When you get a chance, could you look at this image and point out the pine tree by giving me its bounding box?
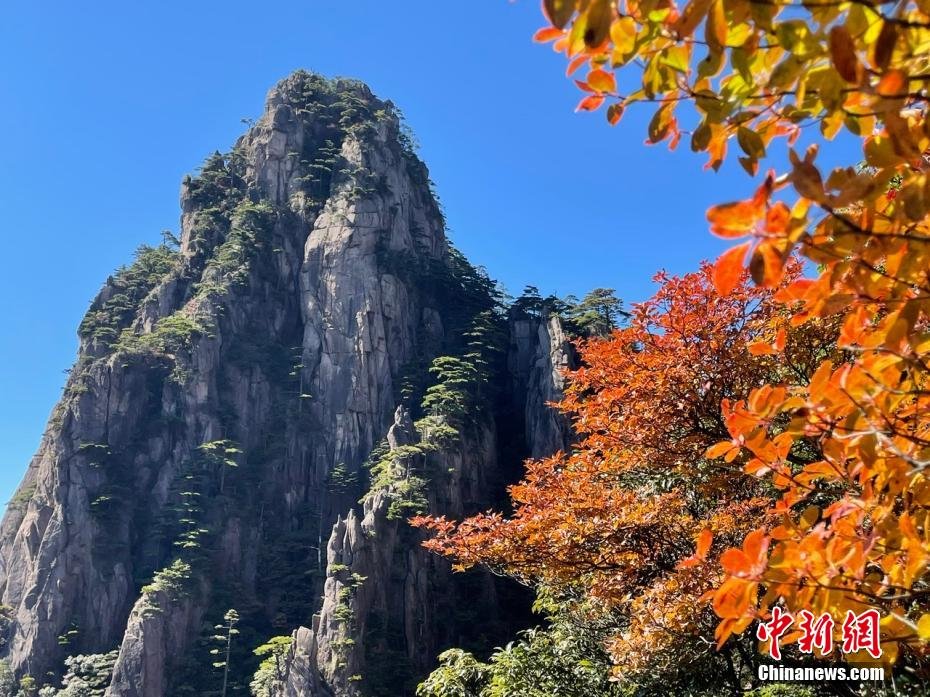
[211,609,240,697]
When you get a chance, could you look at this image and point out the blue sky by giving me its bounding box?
[0,1,859,506]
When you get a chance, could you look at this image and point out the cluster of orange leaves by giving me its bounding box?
[415,264,842,678]
[529,0,930,670]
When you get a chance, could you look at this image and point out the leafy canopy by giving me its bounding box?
[422,0,930,683]
[537,0,930,669]
[416,265,842,691]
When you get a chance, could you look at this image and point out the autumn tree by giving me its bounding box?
[530,0,930,670]
[416,264,841,692]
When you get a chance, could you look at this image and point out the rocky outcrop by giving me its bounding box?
[106,581,204,697]
[275,407,510,696]
[509,313,576,458]
[0,72,574,696]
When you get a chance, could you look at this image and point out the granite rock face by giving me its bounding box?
[0,72,573,696]
[509,313,576,458]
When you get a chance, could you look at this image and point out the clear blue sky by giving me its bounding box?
[0,1,858,506]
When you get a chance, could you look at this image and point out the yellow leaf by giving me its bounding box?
[917,613,930,640]
[706,0,727,50]
[610,16,637,56]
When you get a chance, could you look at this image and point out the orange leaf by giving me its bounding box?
[533,26,565,43]
[712,242,751,295]
[696,528,713,558]
[774,327,786,351]
[742,529,768,564]
[673,0,714,38]
[707,199,763,238]
[720,548,751,575]
[749,241,784,287]
[774,278,814,304]
[748,341,777,356]
[706,0,727,50]
[587,68,617,93]
[707,441,738,459]
[877,69,907,97]
[575,94,606,112]
[566,54,588,76]
[764,201,790,234]
[678,528,713,569]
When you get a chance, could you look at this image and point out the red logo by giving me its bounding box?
[756,606,794,660]
[841,609,882,659]
[797,610,834,656]
[756,607,882,660]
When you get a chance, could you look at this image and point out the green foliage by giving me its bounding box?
[511,286,625,338]
[13,676,37,697]
[744,687,817,697]
[56,624,79,648]
[146,440,240,581]
[419,593,622,697]
[325,462,359,495]
[365,441,436,521]
[562,288,625,338]
[168,474,211,561]
[185,152,245,211]
[140,559,193,615]
[328,572,368,657]
[248,636,292,697]
[39,651,119,696]
[78,244,180,350]
[372,309,506,519]
[363,241,510,521]
[0,661,14,697]
[197,440,242,495]
[0,607,13,653]
[509,285,566,320]
[418,621,622,697]
[6,485,36,511]
[195,201,276,298]
[210,609,240,697]
[114,311,204,357]
[416,649,489,697]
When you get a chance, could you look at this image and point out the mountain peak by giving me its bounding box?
[0,73,569,697]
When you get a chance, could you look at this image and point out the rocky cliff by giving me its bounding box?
[0,72,573,696]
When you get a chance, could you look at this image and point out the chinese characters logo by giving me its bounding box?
[756,608,882,660]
